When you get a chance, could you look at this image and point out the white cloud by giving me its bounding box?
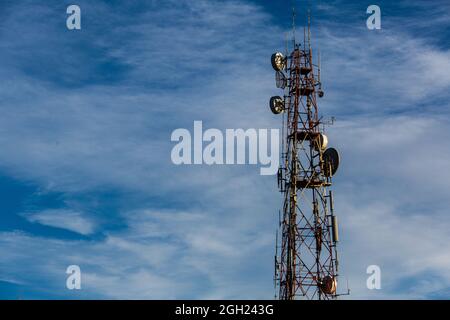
[328,114,450,298]
[337,200,450,299]
[315,28,450,116]
[23,209,96,235]
[0,207,274,299]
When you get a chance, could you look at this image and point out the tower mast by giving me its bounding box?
[270,4,343,300]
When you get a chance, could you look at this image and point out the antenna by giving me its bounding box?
[318,49,321,83]
[292,2,296,44]
[285,32,288,57]
[307,9,312,51]
[318,49,324,97]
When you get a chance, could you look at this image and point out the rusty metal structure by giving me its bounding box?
[271,9,346,300]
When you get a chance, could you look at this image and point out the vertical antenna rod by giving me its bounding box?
[292,2,296,44]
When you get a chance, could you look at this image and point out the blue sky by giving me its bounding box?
[0,0,449,299]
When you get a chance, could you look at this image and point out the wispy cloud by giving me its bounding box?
[0,0,280,299]
[0,207,273,299]
[22,209,96,235]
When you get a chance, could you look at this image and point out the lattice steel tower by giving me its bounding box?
[271,9,345,300]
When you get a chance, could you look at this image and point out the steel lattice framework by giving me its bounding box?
[272,19,343,300]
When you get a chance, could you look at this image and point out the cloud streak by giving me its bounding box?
[23,209,96,235]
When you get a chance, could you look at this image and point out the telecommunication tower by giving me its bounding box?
[271,8,347,300]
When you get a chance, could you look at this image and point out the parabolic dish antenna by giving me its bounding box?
[323,147,340,177]
[314,133,328,151]
[269,96,284,114]
[320,276,337,295]
[271,52,286,71]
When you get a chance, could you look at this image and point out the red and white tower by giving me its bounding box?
[271,10,345,300]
